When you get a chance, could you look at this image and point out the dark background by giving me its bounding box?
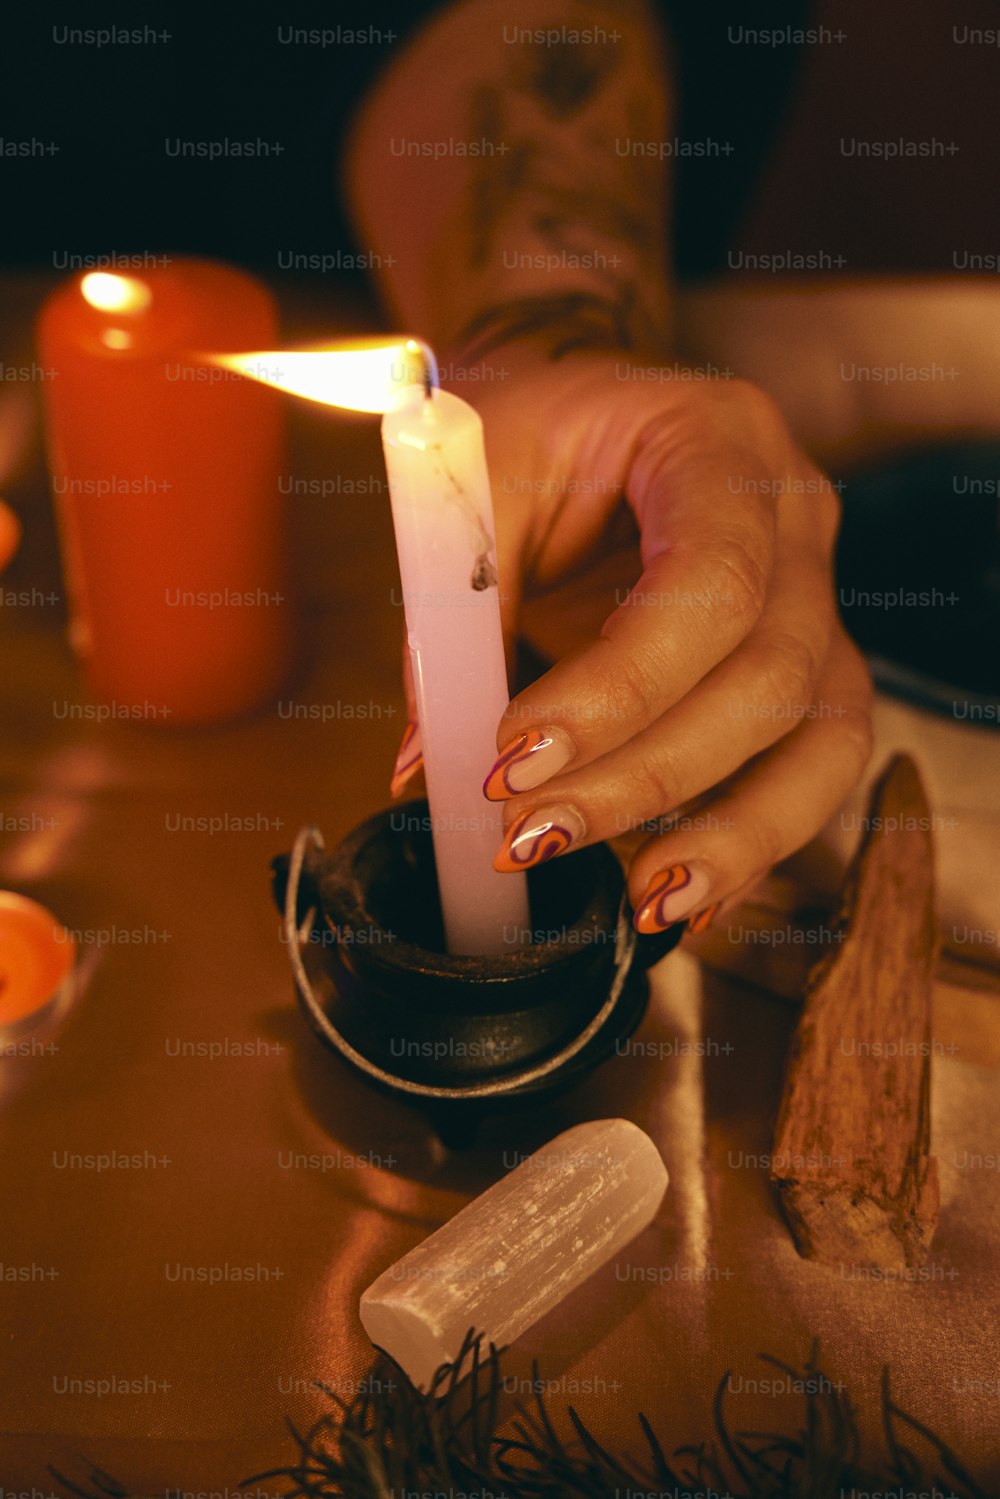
[1,2,811,277]
[2,0,1000,279]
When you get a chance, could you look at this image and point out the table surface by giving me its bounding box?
[1,273,998,1494]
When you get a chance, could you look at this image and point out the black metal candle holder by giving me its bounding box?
[271,800,683,1145]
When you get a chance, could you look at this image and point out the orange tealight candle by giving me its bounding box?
[0,499,20,571]
[0,892,75,1033]
[37,260,292,725]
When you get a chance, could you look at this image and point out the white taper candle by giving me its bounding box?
[381,385,530,955]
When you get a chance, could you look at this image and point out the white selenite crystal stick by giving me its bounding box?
[359,1118,668,1390]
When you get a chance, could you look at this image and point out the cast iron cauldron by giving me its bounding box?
[272,800,683,1145]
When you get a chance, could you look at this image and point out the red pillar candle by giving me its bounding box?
[37,261,292,725]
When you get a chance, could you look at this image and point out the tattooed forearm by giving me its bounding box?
[455,288,643,362]
[345,0,674,358]
[459,53,668,358]
[465,83,661,265]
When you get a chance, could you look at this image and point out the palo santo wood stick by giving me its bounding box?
[770,754,940,1270]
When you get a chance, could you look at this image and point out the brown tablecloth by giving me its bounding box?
[1,274,998,1493]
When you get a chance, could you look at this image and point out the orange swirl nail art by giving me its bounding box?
[483,731,530,800]
[483,726,575,800]
[389,720,423,799]
[687,902,721,936]
[493,804,585,872]
[633,862,711,934]
[633,866,691,933]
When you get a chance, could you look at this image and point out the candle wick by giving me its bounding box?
[406,338,439,400]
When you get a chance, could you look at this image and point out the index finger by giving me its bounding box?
[484,422,778,796]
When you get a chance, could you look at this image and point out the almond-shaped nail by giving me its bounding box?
[493,804,586,873]
[687,901,721,936]
[389,720,423,799]
[633,864,712,934]
[483,726,576,800]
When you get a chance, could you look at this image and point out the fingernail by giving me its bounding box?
[493,804,586,873]
[483,726,576,800]
[687,901,721,936]
[633,864,712,934]
[390,720,423,799]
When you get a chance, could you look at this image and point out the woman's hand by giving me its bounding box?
[346,0,871,932]
[459,346,873,934]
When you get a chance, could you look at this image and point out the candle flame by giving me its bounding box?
[209,338,438,414]
[80,273,152,315]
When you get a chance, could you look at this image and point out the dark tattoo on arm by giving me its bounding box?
[515,37,617,120]
[458,15,671,363]
[468,86,538,270]
[457,289,641,361]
